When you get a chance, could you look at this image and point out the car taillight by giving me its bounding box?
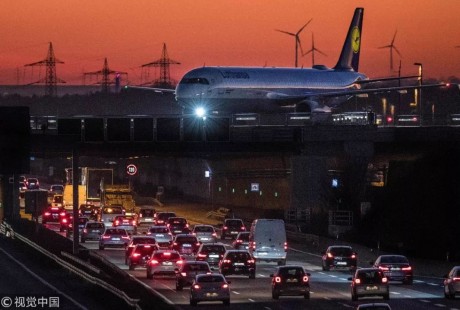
[379,266,390,271]
[193,284,200,289]
[453,277,460,282]
[131,221,136,226]
[139,214,143,218]
[185,224,189,228]
[173,242,178,246]
[247,259,255,264]
[132,253,141,258]
[62,218,68,224]
[122,236,130,240]
[149,259,159,265]
[102,235,110,239]
[402,266,412,271]
[222,283,229,289]
[382,277,388,283]
[181,272,187,277]
[192,232,196,236]
[241,226,245,230]
[212,233,217,237]
[167,224,170,227]
[275,276,281,283]
[83,229,87,233]
[114,220,120,226]
[284,242,288,251]
[223,259,231,264]
[176,260,184,265]
[59,212,66,217]
[44,212,51,216]
[147,232,152,235]
[302,275,309,282]
[223,226,228,230]
[197,253,207,258]
[354,278,361,284]
[327,253,333,258]
[195,243,200,247]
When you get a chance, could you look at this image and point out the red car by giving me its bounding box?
[42,206,66,224]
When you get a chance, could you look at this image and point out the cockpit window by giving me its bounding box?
[181,78,209,85]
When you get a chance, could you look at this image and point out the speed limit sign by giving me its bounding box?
[126,164,137,176]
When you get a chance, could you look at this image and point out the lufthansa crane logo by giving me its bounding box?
[351,26,360,53]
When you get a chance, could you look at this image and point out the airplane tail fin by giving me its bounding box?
[333,7,364,72]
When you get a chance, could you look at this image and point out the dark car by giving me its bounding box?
[190,274,230,306]
[154,212,176,226]
[270,265,310,299]
[112,215,137,235]
[26,177,40,190]
[349,268,389,301]
[125,235,158,264]
[196,243,227,266]
[79,204,98,220]
[81,221,105,242]
[42,206,66,224]
[322,245,357,271]
[171,234,201,256]
[166,217,190,235]
[65,216,89,238]
[232,231,250,250]
[219,250,256,279]
[444,266,460,299]
[175,261,211,291]
[127,244,158,270]
[99,228,130,250]
[372,255,413,284]
[221,218,246,240]
[59,211,73,232]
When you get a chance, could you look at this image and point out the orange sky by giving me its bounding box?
[0,0,459,85]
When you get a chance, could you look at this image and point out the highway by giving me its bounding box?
[40,218,460,310]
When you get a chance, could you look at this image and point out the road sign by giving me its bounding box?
[126,164,137,176]
[251,183,259,192]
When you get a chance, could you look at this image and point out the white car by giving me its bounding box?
[192,224,217,243]
[147,225,173,249]
[146,250,184,279]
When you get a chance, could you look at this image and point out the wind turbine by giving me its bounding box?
[378,30,401,73]
[275,18,312,68]
[302,32,327,66]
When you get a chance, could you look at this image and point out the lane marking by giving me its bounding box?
[248,298,255,302]
[232,291,240,295]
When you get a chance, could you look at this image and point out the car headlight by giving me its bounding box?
[195,107,206,118]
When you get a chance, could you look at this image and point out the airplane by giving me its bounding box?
[129,8,454,120]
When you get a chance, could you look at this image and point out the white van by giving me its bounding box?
[248,219,287,265]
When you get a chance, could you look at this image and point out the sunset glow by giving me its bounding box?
[0,0,459,85]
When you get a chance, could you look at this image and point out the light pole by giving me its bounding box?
[414,63,423,126]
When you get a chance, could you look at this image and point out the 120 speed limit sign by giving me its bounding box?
[126,164,137,176]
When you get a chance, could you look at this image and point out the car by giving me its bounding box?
[232,231,250,250]
[166,217,190,235]
[221,218,246,240]
[192,224,217,243]
[99,205,125,226]
[25,177,40,189]
[49,184,64,195]
[147,225,173,249]
[125,235,158,264]
[112,215,137,235]
[59,211,73,232]
[219,249,256,279]
[171,234,201,256]
[41,206,66,224]
[137,206,156,225]
[78,203,98,220]
[321,245,358,271]
[154,211,176,226]
[196,243,226,267]
[372,255,413,284]
[190,273,231,306]
[81,221,105,243]
[127,244,158,270]
[249,218,287,265]
[65,216,90,238]
[19,181,27,192]
[175,261,212,291]
[99,228,130,250]
[356,303,392,310]
[146,250,184,279]
[270,265,311,299]
[51,194,64,208]
[349,268,389,301]
[444,266,460,298]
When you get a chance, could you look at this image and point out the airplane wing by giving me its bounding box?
[355,75,420,84]
[124,85,176,94]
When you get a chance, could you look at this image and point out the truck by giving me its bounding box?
[100,184,136,215]
[63,167,114,209]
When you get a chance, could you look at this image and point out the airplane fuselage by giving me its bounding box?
[175,66,368,114]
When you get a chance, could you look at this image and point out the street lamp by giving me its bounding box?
[414,62,423,126]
